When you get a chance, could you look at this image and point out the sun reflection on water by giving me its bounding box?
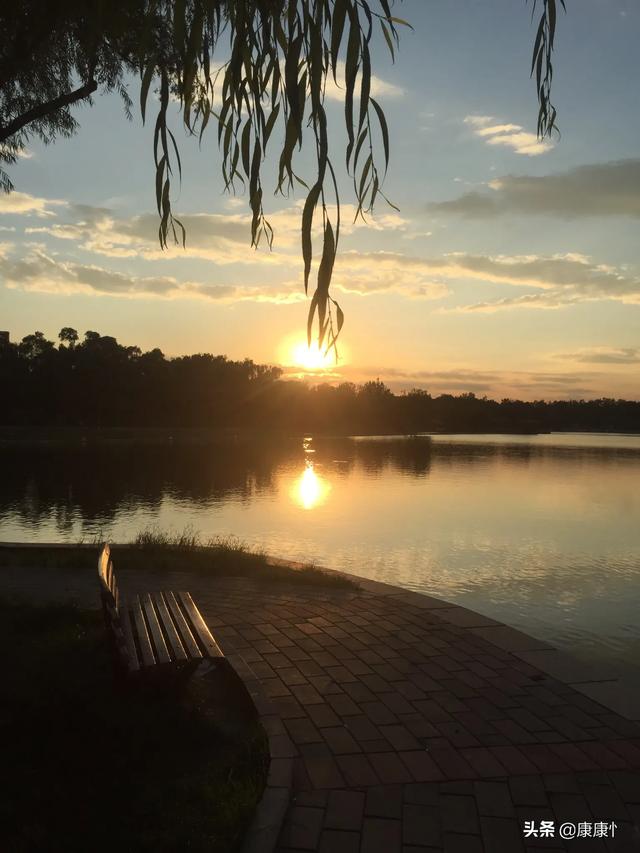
[293,438,331,509]
[294,463,331,510]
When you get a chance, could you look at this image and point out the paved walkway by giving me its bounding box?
[2,563,640,851]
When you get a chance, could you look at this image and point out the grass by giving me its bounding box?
[0,598,269,853]
[0,526,357,588]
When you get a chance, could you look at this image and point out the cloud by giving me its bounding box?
[430,159,640,219]
[325,61,404,101]
[0,248,303,304]
[326,363,602,400]
[24,200,408,265]
[556,347,640,365]
[464,115,554,157]
[0,191,65,217]
[334,251,449,299]
[335,250,640,310]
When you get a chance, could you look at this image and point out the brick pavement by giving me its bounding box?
[177,576,640,853]
[3,563,640,851]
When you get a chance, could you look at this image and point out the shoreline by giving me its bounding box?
[2,540,638,725]
[6,426,640,447]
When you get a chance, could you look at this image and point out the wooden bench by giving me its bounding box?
[98,543,224,674]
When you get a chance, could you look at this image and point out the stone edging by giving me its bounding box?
[224,648,293,853]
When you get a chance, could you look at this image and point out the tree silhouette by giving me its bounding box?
[0,1,564,350]
[2,328,638,434]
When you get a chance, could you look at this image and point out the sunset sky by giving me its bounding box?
[1,0,639,400]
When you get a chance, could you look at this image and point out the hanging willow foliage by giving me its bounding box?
[528,0,565,139]
[1,1,566,353]
[140,0,411,357]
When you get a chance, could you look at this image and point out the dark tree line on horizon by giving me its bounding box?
[1,329,638,434]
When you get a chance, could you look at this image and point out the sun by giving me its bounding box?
[290,340,335,371]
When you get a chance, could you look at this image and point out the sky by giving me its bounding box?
[1,0,639,401]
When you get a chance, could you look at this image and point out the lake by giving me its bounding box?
[2,431,639,678]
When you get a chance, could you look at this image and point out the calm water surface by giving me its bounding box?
[2,432,639,678]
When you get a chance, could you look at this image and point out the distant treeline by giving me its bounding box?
[1,329,639,434]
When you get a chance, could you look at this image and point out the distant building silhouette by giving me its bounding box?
[0,331,10,347]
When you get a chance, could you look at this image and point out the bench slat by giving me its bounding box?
[178,592,224,658]
[154,593,188,661]
[142,593,171,664]
[120,606,141,672]
[132,596,156,667]
[165,592,202,659]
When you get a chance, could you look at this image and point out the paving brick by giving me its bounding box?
[342,657,374,677]
[404,782,440,806]
[542,774,581,793]
[580,783,631,822]
[580,742,628,770]
[379,724,423,752]
[608,740,640,768]
[490,746,538,775]
[442,833,484,853]
[318,829,360,853]
[325,790,365,831]
[361,673,392,693]
[520,745,571,774]
[547,791,593,821]
[361,701,399,726]
[307,702,342,729]
[454,711,499,736]
[430,747,477,780]
[272,695,307,719]
[343,681,378,703]
[296,659,324,677]
[510,775,550,807]
[262,677,293,698]
[361,818,402,853]
[460,747,508,778]
[285,716,323,745]
[381,692,418,715]
[474,780,516,817]
[308,675,342,696]
[369,751,415,784]
[493,718,539,744]
[279,805,324,850]
[402,804,442,847]
[399,714,441,739]
[548,742,599,772]
[413,699,455,723]
[292,789,328,807]
[480,815,526,852]
[304,755,345,789]
[323,726,362,755]
[337,754,381,786]
[400,750,446,782]
[440,794,480,834]
[366,785,404,819]
[291,683,324,705]
[436,721,482,749]
[327,693,362,717]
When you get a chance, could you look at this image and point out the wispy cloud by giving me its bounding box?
[21,199,408,265]
[325,363,600,400]
[325,60,404,101]
[430,159,640,219]
[0,191,65,217]
[336,250,640,310]
[0,249,303,304]
[464,115,554,157]
[556,347,640,365]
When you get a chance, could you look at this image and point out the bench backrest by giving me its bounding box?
[98,543,119,612]
[98,544,130,666]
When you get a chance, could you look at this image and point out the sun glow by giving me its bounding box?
[291,341,335,371]
[293,463,331,510]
